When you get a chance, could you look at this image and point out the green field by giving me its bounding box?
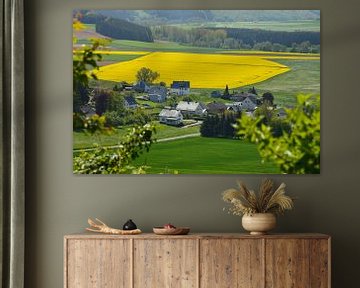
[99,54,143,62]
[132,137,279,174]
[73,123,200,150]
[242,59,320,107]
[109,39,223,53]
[171,20,320,32]
[76,38,223,53]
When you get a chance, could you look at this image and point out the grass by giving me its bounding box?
[242,59,320,107]
[132,136,280,174]
[99,54,143,62]
[171,20,320,32]
[73,123,200,150]
[109,39,223,53]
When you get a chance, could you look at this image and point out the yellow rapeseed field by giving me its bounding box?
[95,51,291,89]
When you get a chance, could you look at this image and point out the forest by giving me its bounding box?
[96,18,153,42]
[151,26,320,52]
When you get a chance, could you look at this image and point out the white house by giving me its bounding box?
[227,96,258,112]
[148,86,167,103]
[159,109,183,126]
[176,101,207,116]
[170,81,190,96]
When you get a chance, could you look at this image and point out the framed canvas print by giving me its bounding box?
[72,10,320,175]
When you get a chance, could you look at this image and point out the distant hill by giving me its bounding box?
[91,10,320,25]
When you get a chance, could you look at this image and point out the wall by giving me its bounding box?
[25,0,360,287]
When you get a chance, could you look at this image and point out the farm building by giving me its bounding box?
[122,84,133,91]
[206,102,228,114]
[211,90,222,98]
[133,80,150,93]
[170,81,190,96]
[124,95,138,109]
[230,92,258,102]
[176,101,207,116]
[241,96,259,110]
[148,86,167,103]
[159,109,183,126]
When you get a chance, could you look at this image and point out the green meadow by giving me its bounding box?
[133,137,280,174]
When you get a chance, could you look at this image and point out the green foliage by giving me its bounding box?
[83,114,113,136]
[262,92,274,105]
[73,124,156,174]
[73,41,102,114]
[253,102,291,138]
[96,17,154,42]
[200,111,240,138]
[151,25,319,52]
[103,111,124,127]
[94,89,111,115]
[235,94,320,174]
[136,67,160,84]
[73,41,102,89]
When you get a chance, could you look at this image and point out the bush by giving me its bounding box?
[235,94,320,174]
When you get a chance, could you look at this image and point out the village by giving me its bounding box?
[80,79,287,131]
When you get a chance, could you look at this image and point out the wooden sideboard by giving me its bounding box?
[64,233,330,288]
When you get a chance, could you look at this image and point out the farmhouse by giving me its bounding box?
[148,86,167,103]
[123,84,133,91]
[124,95,138,109]
[230,92,258,102]
[170,81,190,95]
[242,96,259,110]
[176,101,207,116]
[159,109,183,126]
[133,80,150,93]
[206,102,227,114]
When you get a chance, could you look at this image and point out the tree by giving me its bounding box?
[94,89,111,115]
[262,92,274,106]
[248,86,257,95]
[254,101,290,137]
[73,124,156,174]
[222,84,230,100]
[136,67,160,84]
[200,111,240,138]
[235,94,320,174]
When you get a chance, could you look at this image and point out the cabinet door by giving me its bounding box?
[200,239,264,288]
[266,239,310,288]
[134,239,198,288]
[309,239,330,288]
[66,239,131,288]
